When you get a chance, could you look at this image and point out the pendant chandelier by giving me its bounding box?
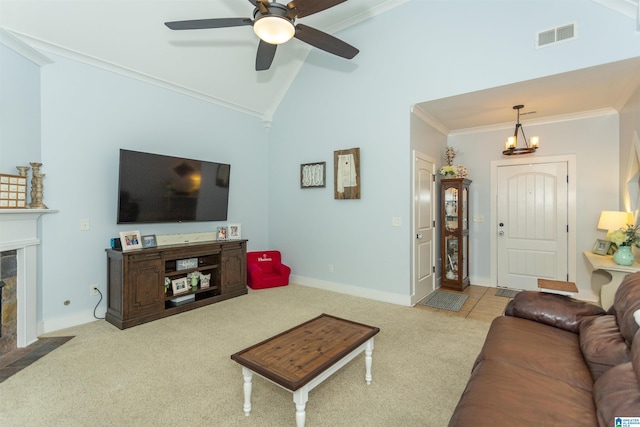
[502,105,540,156]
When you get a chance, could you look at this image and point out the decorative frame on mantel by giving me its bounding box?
[334,147,360,199]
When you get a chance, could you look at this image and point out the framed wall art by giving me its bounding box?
[119,230,142,252]
[300,162,326,188]
[334,147,360,199]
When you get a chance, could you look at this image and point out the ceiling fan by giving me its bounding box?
[165,0,359,71]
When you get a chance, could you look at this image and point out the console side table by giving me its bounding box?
[583,251,640,310]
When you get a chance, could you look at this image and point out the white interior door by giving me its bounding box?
[497,162,568,290]
[412,152,435,304]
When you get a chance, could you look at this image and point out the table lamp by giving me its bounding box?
[597,211,631,236]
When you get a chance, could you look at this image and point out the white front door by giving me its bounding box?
[412,152,436,305]
[497,161,568,290]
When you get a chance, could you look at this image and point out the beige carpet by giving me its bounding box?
[0,284,490,426]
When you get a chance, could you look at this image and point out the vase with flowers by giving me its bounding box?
[438,146,469,178]
[609,223,640,266]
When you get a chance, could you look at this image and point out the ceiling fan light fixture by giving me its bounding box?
[253,15,295,45]
[502,104,540,156]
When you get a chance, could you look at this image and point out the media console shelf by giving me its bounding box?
[105,240,247,329]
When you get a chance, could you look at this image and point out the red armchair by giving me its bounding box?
[246,251,291,289]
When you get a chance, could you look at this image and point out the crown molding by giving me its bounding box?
[0,28,52,66]
[410,105,451,136]
[449,108,619,136]
[4,29,268,121]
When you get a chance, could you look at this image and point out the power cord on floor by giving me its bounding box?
[93,288,105,320]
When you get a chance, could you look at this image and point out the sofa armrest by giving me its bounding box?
[275,263,291,277]
[247,264,263,280]
[505,291,606,333]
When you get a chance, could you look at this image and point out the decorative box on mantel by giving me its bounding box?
[0,208,57,347]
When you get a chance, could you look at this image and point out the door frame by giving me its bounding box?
[411,150,437,305]
[490,154,577,286]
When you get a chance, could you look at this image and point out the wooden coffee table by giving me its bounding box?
[230,313,380,427]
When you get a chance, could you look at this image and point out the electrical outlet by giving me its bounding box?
[90,284,99,296]
[328,264,334,273]
[80,219,90,231]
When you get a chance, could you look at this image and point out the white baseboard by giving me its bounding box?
[290,275,412,306]
[39,308,107,336]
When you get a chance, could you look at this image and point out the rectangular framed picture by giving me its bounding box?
[300,162,326,188]
[142,234,157,248]
[217,226,228,241]
[592,239,612,255]
[334,147,360,199]
[228,224,241,240]
[172,277,189,295]
[199,272,211,289]
[119,230,142,252]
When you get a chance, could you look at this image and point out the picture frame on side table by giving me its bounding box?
[119,230,142,252]
[217,226,228,241]
[592,239,612,256]
[228,224,241,240]
[300,162,326,188]
[142,234,157,248]
[172,277,189,295]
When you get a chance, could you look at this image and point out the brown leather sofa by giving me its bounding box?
[448,272,640,426]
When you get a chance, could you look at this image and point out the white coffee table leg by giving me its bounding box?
[242,367,253,416]
[293,387,309,427]
[365,338,374,384]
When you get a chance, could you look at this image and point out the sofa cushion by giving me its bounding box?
[505,291,605,333]
[613,272,640,344]
[593,362,640,427]
[579,315,630,381]
[448,359,597,427]
[474,316,594,391]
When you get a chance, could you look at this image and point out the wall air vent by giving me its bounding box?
[536,22,576,48]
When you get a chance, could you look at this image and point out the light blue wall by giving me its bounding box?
[3,0,640,332]
[0,43,42,173]
[268,0,640,302]
[37,54,270,331]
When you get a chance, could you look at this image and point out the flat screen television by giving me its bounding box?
[117,149,230,224]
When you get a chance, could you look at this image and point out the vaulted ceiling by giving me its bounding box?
[1,0,639,130]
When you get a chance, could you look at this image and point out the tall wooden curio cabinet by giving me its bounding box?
[440,178,471,291]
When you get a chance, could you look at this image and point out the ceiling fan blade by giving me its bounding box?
[294,23,359,59]
[165,18,252,30]
[287,0,347,18]
[256,40,277,71]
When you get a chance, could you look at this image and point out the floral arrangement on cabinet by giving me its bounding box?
[439,146,468,178]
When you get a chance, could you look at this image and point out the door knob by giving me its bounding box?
[499,222,504,227]
[416,234,423,239]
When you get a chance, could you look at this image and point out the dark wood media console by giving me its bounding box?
[105,240,247,329]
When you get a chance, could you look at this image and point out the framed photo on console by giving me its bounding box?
[217,226,228,241]
[228,224,241,240]
[119,230,142,252]
[142,234,157,248]
[171,277,189,295]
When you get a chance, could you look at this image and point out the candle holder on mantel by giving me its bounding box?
[16,166,30,177]
[28,162,47,209]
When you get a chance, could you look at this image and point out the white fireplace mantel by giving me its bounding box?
[0,208,57,347]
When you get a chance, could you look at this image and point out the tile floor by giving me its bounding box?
[0,336,73,383]
[416,285,513,322]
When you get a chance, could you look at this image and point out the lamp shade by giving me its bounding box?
[597,211,631,231]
